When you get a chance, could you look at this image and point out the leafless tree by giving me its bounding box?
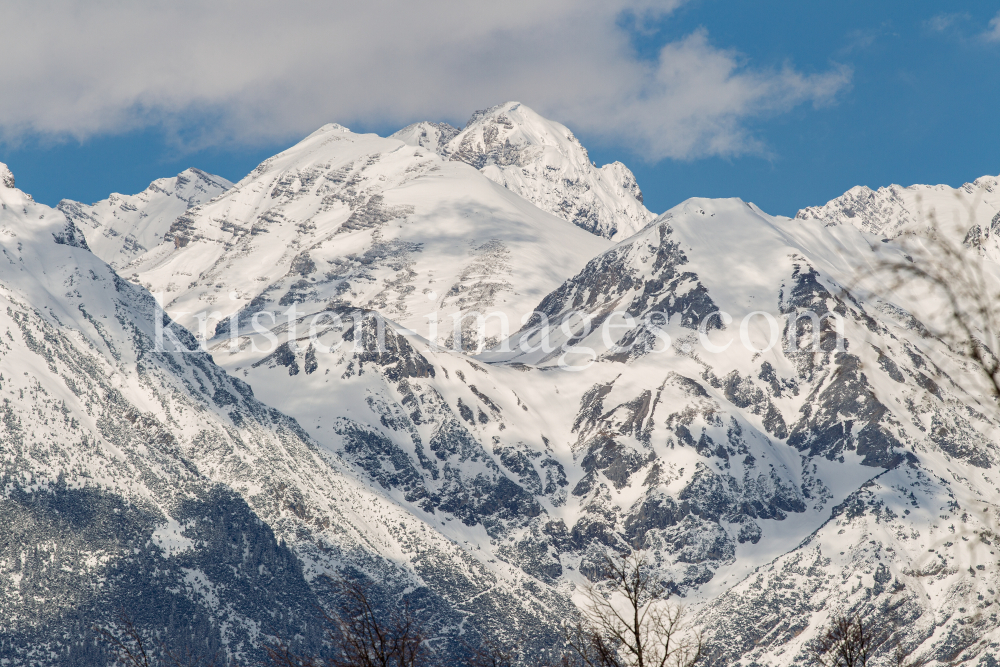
[97,610,154,667]
[809,612,928,667]
[848,202,995,667]
[809,613,886,667]
[265,575,429,667]
[323,576,427,667]
[565,551,702,667]
[868,195,1000,400]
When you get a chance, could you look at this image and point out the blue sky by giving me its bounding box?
[2,1,998,218]
[603,0,1000,215]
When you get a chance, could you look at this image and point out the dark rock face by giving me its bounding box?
[333,194,415,236]
[254,340,300,375]
[719,370,788,439]
[624,496,682,546]
[289,252,317,276]
[786,352,906,467]
[0,478,325,666]
[339,422,425,495]
[574,434,649,495]
[52,220,91,249]
[1,163,14,188]
[343,315,436,381]
[532,224,720,337]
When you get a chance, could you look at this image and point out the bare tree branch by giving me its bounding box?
[95,609,154,667]
[566,551,701,667]
[322,575,428,667]
[867,193,1000,402]
[809,613,887,667]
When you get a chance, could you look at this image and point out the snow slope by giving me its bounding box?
[0,164,573,665]
[122,122,609,352]
[393,102,655,240]
[58,168,232,270]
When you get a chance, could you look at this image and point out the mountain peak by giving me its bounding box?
[796,174,1000,243]
[453,101,583,161]
[307,123,352,139]
[393,102,654,240]
[144,167,233,205]
[1,162,14,189]
[464,100,526,128]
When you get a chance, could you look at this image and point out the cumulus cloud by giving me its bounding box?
[0,0,850,160]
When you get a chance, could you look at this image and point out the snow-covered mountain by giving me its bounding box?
[480,196,1000,664]
[183,176,1000,665]
[393,102,655,240]
[5,106,1000,667]
[118,122,608,353]
[0,163,572,665]
[59,168,232,270]
[796,175,1000,259]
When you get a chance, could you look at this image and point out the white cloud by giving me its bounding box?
[988,12,1000,41]
[926,13,968,33]
[0,0,850,160]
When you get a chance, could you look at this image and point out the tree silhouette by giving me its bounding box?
[565,551,701,667]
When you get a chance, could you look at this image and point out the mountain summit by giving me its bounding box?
[106,119,607,351]
[393,102,654,240]
[1,162,15,189]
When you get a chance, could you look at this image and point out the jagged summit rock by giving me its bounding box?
[390,120,460,153]
[1,162,15,189]
[393,102,655,240]
[796,174,1000,259]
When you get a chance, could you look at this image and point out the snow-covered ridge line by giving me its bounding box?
[795,174,1000,257]
[59,167,233,270]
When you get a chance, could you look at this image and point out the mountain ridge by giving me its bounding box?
[57,167,233,270]
[4,109,1000,666]
[0,166,574,665]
